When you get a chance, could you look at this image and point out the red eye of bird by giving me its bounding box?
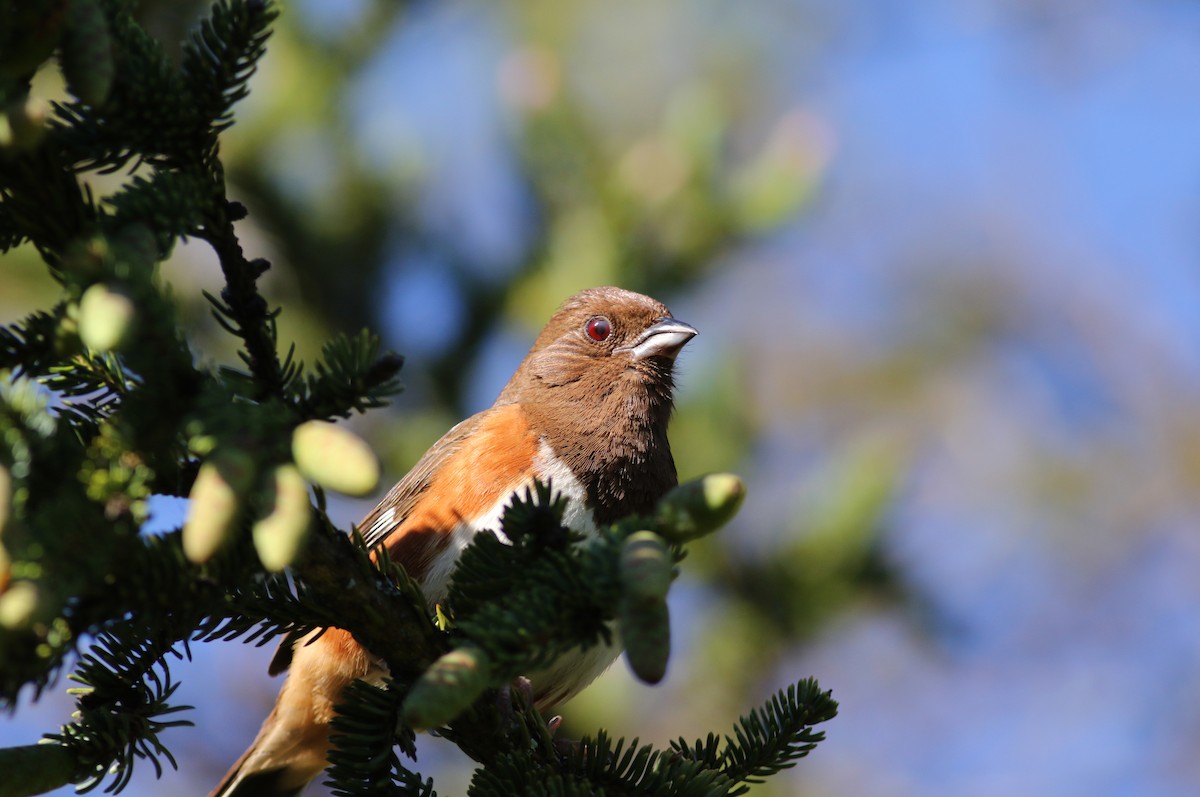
[586,316,612,342]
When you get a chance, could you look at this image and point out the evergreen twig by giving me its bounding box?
[0,2,836,795]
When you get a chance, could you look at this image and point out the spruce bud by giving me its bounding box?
[291,420,380,497]
[654,473,746,543]
[620,596,671,684]
[620,531,673,603]
[61,0,114,106]
[252,465,312,571]
[183,451,254,563]
[78,283,135,352]
[401,646,493,731]
[0,581,40,630]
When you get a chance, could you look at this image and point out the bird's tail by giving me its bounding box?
[207,698,330,797]
[209,629,371,797]
[207,712,309,796]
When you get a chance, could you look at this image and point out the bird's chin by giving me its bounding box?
[627,353,674,370]
[622,357,677,390]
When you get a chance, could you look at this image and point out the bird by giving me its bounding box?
[210,286,697,797]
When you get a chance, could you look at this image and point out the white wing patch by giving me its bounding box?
[366,507,395,541]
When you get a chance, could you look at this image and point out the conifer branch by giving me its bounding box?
[0,744,80,797]
[295,330,405,420]
[325,679,435,797]
[42,630,194,793]
[291,519,444,683]
[671,679,839,795]
[0,3,838,794]
[181,0,277,138]
[0,143,98,262]
[0,307,71,377]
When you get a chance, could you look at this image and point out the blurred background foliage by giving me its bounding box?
[5,0,1200,795]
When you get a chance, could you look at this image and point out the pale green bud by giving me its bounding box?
[292,421,380,497]
[401,646,492,731]
[620,531,673,603]
[252,465,312,572]
[0,464,10,538]
[0,97,48,151]
[619,597,670,684]
[61,0,114,107]
[0,581,40,630]
[78,284,135,352]
[654,473,746,543]
[183,452,253,563]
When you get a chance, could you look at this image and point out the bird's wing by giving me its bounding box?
[267,410,493,677]
[357,411,490,550]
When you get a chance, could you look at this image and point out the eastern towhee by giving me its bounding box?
[211,286,697,796]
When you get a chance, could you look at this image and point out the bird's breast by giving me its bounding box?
[419,439,597,604]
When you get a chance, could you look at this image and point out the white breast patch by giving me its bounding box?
[381,439,618,708]
[418,439,596,604]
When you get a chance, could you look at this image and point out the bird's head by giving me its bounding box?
[499,286,697,402]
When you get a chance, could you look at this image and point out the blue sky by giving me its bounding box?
[5,2,1200,795]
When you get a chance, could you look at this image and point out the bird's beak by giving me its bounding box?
[624,317,698,360]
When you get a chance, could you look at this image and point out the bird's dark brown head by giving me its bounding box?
[498,286,697,522]
[499,286,696,404]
